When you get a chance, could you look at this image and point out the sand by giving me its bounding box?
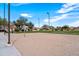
[10,33,79,56]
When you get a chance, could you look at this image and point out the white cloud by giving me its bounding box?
[20,13,32,17]
[44,3,79,26]
[44,14,68,23]
[68,20,79,27]
[63,3,76,8]
[58,3,79,13]
[12,3,29,6]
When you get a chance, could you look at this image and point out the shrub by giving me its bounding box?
[15,28,20,32]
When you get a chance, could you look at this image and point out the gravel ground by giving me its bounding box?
[10,33,79,56]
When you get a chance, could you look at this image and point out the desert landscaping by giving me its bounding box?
[10,33,79,56]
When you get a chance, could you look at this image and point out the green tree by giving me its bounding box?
[28,22,34,31]
[13,17,34,32]
[14,17,28,29]
[0,17,3,25]
[13,17,28,32]
[61,25,70,31]
[17,16,28,26]
[3,18,8,25]
[0,17,7,25]
[55,26,62,31]
[42,25,50,30]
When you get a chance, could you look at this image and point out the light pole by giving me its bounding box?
[38,17,40,28]
[8,3,11,44]
[47,12,50,26]
[23,24,26,37]
[4,3,5,35]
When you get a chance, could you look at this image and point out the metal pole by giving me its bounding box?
[23,24,26,37]
[8,3,11,44]
[38,17,40,28]
[47,12,50,26]
[4,3,5,35]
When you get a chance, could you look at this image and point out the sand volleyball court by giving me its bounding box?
[10,33,79,56]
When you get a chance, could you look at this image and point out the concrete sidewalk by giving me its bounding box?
[0,32,21,56]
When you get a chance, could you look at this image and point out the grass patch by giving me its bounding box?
[51,31,79,35]
[15,30,79,35]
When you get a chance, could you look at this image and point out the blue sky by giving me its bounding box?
[0,3,79,27]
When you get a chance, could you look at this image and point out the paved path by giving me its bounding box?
[0,32,21,56]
